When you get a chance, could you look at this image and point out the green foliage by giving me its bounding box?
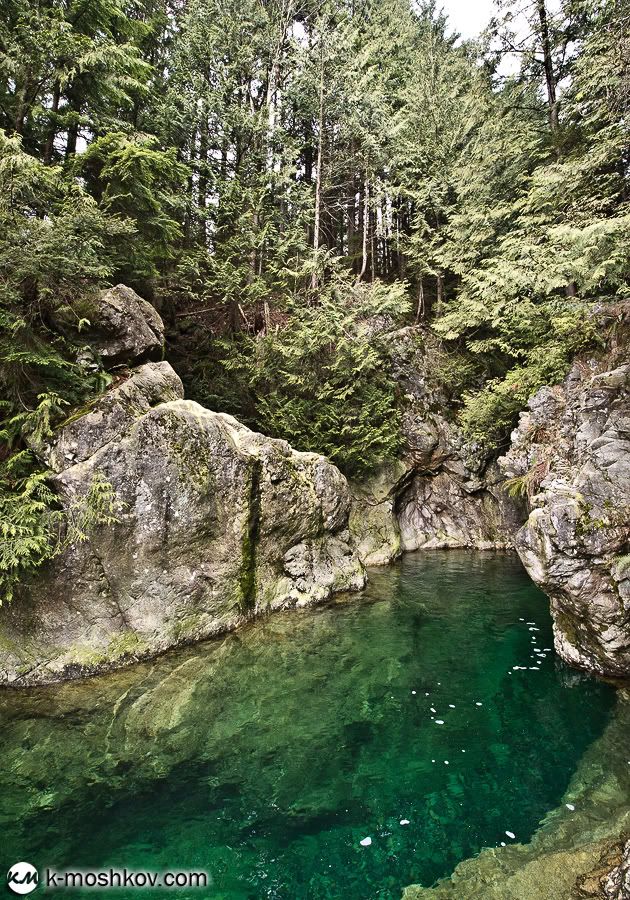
[197,275,410,476]
[1,391,69,454]
[0,453,63,604]
[456,304,599,447]
[1,0,629,601]
[391,0,630,446]
[76,132,188,287]
[503,456,551,500]
[0,130,131,414]
[0,457,119,605]
[0,0,151,157]
[66,470,120,543]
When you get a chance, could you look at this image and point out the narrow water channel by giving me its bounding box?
[0,552,616,899]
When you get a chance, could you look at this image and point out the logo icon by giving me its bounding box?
[7,863,38,895]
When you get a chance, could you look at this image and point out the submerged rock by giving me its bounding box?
[403,693,630,900]
[501,350,630,677]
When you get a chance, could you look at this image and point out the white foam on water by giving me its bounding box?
[360,837,372,847]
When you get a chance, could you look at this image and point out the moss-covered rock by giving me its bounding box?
[0,365,365,685]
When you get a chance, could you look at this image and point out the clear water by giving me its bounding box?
[0,552,616,899]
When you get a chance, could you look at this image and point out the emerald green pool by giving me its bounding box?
[0,553,616,898]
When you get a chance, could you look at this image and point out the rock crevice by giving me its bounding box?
[501,352,630,677]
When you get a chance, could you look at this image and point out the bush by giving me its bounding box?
[191,274,410,477]
[0,453,119,605]
[439,302,600,449]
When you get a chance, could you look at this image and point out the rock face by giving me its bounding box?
[9,288,628,685]
[501,360,630,678]
[350,328,523,565]
[0,289,365,685]
[576,837,630,900]
[53,283,165,367]
[603,840,630,899]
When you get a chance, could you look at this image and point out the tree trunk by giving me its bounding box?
[537,0,559,134]
[436,272,444,313]
[416,277,425,322]
[43,80,61,163]
[13,65,33,136]
[197,100,209,242]
[311,43,325,290]
[65,122,78,158]
[370,208,376,282]
[357,176,370,283]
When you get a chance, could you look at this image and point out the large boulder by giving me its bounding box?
[30,360,183,472]
[0,360,365,685]
[500,360,630,677]
[53,284,164,367]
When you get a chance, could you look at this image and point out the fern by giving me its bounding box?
[0,457,120,605]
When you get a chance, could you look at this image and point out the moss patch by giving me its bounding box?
[239,459,262,612]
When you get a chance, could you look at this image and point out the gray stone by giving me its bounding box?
[501,361,630,677]
[53,284,164,367]
[350,328,523,564]
[29,361,184,472]
[0,365,365,685]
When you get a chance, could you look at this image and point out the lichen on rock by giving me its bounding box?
[0,294,365,685]
[501,352,630,678]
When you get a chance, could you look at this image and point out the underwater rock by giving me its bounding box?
[403,694,630,900]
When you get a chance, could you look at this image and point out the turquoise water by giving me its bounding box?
[0,552,616,898]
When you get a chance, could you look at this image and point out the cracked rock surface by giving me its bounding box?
[500,355,630,678]
[0,292,365,685]
[350,327,523,565]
